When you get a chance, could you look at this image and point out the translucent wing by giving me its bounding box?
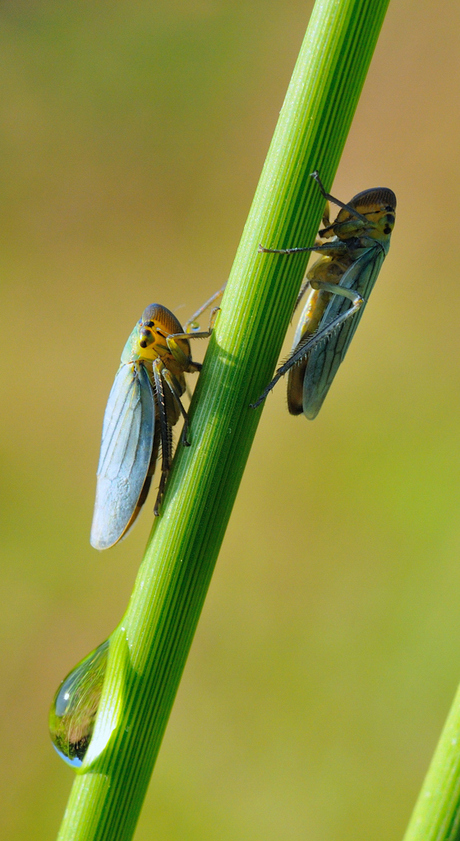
[90,362,155,550]
[302,246,384,419]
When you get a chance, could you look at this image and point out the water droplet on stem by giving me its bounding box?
[49,639,109,767]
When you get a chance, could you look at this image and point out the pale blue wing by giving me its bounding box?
[302,246,385,419]
[90,362,155,550]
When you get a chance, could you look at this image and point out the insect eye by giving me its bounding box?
[139,325,155,349]
[380,211,395,236]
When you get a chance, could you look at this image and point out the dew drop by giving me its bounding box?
[49,639,109,767]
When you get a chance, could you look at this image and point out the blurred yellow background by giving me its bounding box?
[2,2,460,839]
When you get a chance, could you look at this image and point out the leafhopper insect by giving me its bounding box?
[251,172,396,418]
[91,301,218,550]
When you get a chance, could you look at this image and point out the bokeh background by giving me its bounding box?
[2,2,460,839]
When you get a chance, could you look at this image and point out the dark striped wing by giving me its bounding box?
[302,246,385,419]
[90,362,155,549]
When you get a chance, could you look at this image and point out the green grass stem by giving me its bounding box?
[403,682,460,841]
[56,2,391,839]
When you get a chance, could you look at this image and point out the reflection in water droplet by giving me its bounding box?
[49,639,109,767]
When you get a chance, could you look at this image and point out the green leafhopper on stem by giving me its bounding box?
[91,298,220,550]
[251,172,396,417]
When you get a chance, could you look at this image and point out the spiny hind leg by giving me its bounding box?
[161,367,191,446]
[152,359,174,515]
[250,281,364,409]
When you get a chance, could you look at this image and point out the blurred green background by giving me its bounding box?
[2,1,460,839]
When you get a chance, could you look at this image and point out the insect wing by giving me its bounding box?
[302,245,385,419]
[90,362,155,549]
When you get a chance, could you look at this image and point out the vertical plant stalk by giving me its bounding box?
[56,2,390,840]
[403,683,460,841]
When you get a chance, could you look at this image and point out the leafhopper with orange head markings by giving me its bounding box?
[91,298,220,550]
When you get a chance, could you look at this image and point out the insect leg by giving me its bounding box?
[293,277,313,314]
[168,308,219,373]
[184,284,226,332]
[161,368,192,446]
[172,307,219,344]
[310,171,370,226]
[258,243,317,256]
[152,358,173,516]
[258,171,370,254]
[259,238,349,259]
[250,282,364,410]
[168,327,214,348]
